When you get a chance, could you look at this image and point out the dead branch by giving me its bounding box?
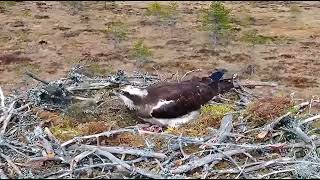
[96,149,164,179]
[73,144,167,159]
[0,87,4,109]
[180,69,202,81]
[0,168,8,179]
[171,149,245,174]
[25,71,49,85]
[0,152,23,177]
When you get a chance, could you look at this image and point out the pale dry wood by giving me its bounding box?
[0,152,23,177]
[0,168,8,179]
[72,144,167,159]
[171,149,245,174]
[0,87,4,108]
[96,149,164,179]
[180,69,202,81]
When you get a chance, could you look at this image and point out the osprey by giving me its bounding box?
[116,69,234,128]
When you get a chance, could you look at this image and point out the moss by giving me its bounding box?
[201,104,234,118]
[168,104,234,137]
[63,101,98,123]
[50,118,81,141]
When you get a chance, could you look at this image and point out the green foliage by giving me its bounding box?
[146,2,178,24]
[200,1,233,45]
[131,40,153,61]
[105,20,128,48]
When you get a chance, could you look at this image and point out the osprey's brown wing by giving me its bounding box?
[147,82,215,119]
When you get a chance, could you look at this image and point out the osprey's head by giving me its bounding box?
[115,85,147,110]
[209,68,228,81]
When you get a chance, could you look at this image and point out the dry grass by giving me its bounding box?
[247,96,294,126]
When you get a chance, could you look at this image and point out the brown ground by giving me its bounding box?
[1,1,320,99]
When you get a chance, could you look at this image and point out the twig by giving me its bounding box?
[61,128,137,147]
[72,144,167,159]
[25,71,49,85]
[201,114,233,148]
[259,169,295,179]
[298,114,320,126]
[171,149,245,174]
[96,149,164,179]
[0,153,23,177]
[70,150,96,170]
[180,69,201,81]
[0,168,8,179]
[0,87,4,108]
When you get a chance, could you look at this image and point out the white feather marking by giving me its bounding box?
[151,99,175,113]
[142,110,200,128]
[121,85,148,97]
[118,94,136,110]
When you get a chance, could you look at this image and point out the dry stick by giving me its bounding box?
[298,114,320,126]
[201,114,233,149]
[74,144,167,159]
[258,112,292,137]
[0,102,16,135]
[0,168,8,179]
[0,102,30,135]
[0,153,23,177]
[172,139,320,174]
[66,82,113,91]
[180,69,202,81]
[61,128,136,147]
[25,71,49,85]
[209,157,293,175]
[238,80,278,87]
[70,150,96,170]
[259,169,296,179]
[171,149,245,174]
[0,87,4,108]
[96,149,164,179]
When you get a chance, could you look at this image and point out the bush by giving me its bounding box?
[105,20,128,49]
[146,2,178,25]
[131,40,153,61]
[200,1,233,45]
